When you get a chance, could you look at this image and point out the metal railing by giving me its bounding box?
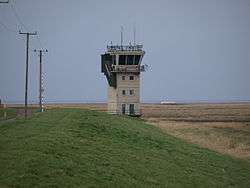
[107,45,143,52]
[111,65,146,73]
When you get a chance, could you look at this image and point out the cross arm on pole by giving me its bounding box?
[34,49,48,53]
[19,30,37,35]
[0,1,9,3]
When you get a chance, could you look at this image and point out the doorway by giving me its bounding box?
[122,104,126,114]
[129,104,135,115]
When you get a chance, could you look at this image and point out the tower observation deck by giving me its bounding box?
[101,43,146,116]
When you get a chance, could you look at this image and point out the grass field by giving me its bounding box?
[0,108,250,187]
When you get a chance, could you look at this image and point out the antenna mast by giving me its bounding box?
[133,25,136,46]
[120,26,123,46]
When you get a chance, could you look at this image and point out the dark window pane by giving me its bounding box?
[127,55,134,65]
[119,55,125,65]
[134,55,141,65]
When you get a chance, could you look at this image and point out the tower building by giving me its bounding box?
[101,43,146,116]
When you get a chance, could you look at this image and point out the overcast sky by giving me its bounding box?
[0,0,250,103]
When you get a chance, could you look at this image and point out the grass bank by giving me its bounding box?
[0,108,17,121]
[0,109,250,187]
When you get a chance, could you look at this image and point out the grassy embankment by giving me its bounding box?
[0,108,17,120]
[0,108,250,187]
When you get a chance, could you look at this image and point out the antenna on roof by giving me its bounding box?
[120,26,123,46]
[133,24,136,46]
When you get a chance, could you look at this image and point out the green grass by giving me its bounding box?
[0,108,17,120]
[0,107,40,122]
[0,109,250,187]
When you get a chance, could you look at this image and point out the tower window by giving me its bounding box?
[129,76,134,80]
[129,89,134,95]
[122,76,125,80]
[122,90,126,95]
[119,55,126,65]
[127,55,134,65]
[134,55,141,65]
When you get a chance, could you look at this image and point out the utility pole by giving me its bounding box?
[34,49,47,112]
[19,31,37,118]
[0,1,9,3]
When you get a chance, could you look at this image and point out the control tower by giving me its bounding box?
[101,43,145,116]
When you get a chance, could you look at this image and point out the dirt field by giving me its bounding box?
[141,103,250,160]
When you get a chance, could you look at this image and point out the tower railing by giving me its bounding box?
[107,45,143,52]
[111,65,146,73]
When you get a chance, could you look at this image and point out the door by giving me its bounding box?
[122,104,126,114]
[129,104,135,115]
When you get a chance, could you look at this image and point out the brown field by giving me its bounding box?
[45,103,107,111]
[6,102,250,160]
[142,103,250,160]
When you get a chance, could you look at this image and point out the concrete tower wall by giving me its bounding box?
[107,73,140,115]
[107,86,118,114]
[116,73,140,115]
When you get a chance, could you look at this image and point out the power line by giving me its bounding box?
[0,0,17,33]
[36,35,44,49]
[10,0,29,32]
[0,19,16,33]
[9,0,45,49]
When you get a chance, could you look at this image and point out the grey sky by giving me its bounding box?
[0,0,250,103]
